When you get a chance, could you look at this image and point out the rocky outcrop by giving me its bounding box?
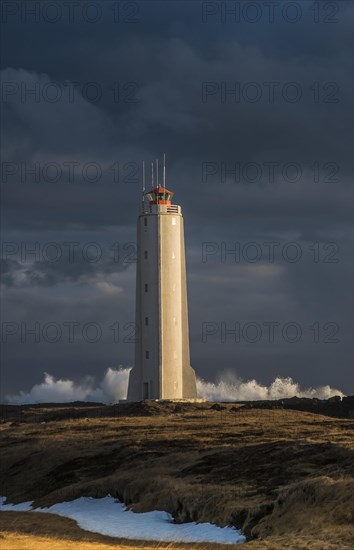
[234,395,354,419]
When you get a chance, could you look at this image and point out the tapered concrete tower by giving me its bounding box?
[127,158,197,401]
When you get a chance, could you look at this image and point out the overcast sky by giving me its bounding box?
[1,0,353,400]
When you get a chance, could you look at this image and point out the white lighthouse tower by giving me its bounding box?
[127,157,197,401]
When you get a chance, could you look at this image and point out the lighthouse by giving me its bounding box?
[127,157,197,401]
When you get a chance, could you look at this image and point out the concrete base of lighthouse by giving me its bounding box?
[127,363,197,402]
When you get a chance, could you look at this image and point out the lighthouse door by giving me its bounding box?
[143,382,149,399]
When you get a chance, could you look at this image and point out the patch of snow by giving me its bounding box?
[0,496,33,511]
[0,495,245,544]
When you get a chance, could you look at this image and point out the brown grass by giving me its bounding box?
[0,532,226,550]
[1,402,354,548]
[0,533,157,550]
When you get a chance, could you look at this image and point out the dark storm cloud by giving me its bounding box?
[0,258,19,286]
[1,0,353,397]
[0,247,130,287]
[2,37,351,229]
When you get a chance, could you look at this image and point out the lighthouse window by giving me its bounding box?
[144,217,147,226]
[145,283,148,292]
[144,250,148,259]
[145,317,149,326]
[172,217,176,225]
[145,351,149,359]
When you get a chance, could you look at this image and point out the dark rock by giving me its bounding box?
[210,403,226,411]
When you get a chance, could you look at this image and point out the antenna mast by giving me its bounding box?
[156,159,159,187]
[163,153,166,186]
[141,161,145,211]
[151,161,154,189]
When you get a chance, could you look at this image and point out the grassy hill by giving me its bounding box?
[1,400,353,549]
